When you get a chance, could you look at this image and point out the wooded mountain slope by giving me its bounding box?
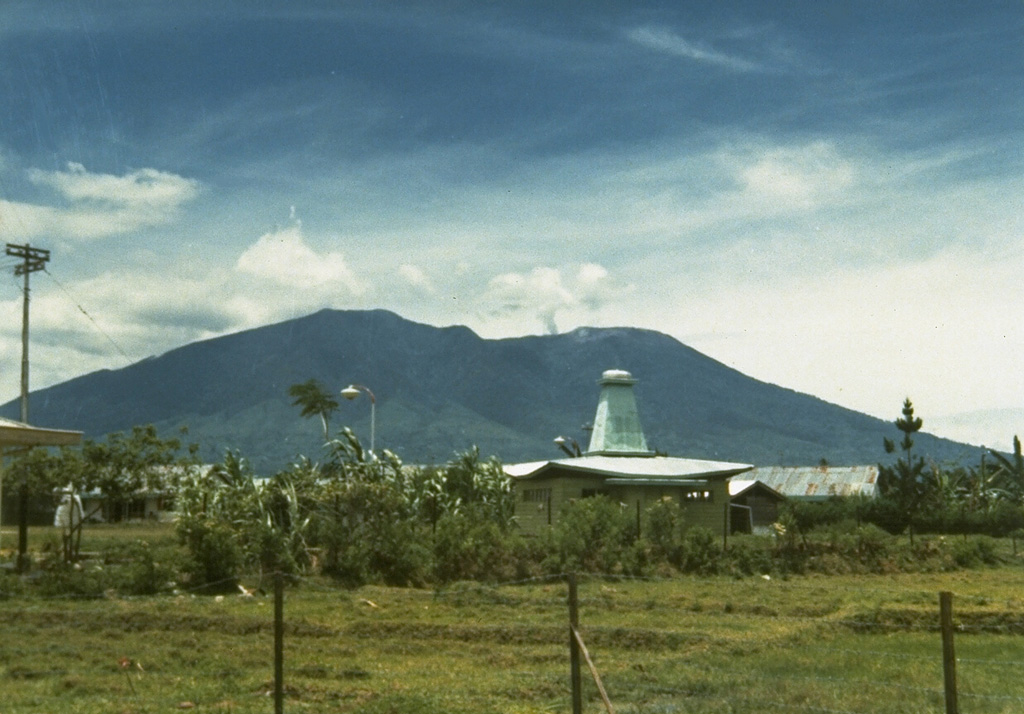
[1,309,976,472]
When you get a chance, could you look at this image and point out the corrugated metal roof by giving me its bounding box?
[504,454,753,481]
[748,465,879,500]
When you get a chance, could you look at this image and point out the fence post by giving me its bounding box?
[940,591,958,714]
[568,573,582,714]
[572,626,616,713]
[275,571,285,714]
[722,499,729,551]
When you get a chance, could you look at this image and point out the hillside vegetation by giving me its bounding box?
[0,309,980,472]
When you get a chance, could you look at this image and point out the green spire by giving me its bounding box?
[586,370,653,456]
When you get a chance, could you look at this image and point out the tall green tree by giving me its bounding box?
[878,398,931,542]
[80,425,188,522]
[289,379,339,441]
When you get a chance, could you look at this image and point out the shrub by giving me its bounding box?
[680,527,720,575]
[34,562,109,598]
[988,502,1024,537]
[433,513,519,584]
[859,497,910,535]
[0,572,27,598]
[952,536,1002,567]
[851,523,894,571]
[110,540,179,595]
[177,517,243,593]
[642,498,686,568]
[543,496,640,575]
[786,498,851,534]
[724,536,773,577]
[371,520,431,587]
[317,479,429,587]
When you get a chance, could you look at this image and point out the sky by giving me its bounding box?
[0,1,1022,450]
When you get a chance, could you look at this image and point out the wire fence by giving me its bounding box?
[3,571,1024,713]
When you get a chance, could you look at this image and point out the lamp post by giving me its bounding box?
[341,384,376,453]
[554,435,581,458]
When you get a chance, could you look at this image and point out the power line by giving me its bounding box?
[42,266,134,366]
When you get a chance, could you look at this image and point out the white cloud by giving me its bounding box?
[659,244,1024,433]
[0,199,58,241]
[0,217,375,393]
[928,409,1024,453]
[397,264,435,293]
[0,163,200,241]
[482,264,625,335]
[28,163,199,206]
[626,26,764,72]
[735,142,855,208]
[235,223,364,293]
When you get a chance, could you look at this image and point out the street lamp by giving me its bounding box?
[341,384,376,453]
[554,435,582,458]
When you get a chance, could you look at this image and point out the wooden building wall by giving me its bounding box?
[512,472,729,537]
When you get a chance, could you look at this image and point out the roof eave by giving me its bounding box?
[0,422,83,448]
[505,459,753,482]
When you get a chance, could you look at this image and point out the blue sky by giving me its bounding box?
[1,1,1022,449]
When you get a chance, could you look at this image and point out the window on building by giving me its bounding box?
[581,488,609,498]
[522,488,551,503]
[683,489,713,503]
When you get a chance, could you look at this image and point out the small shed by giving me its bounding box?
[748,465,879,501]
[505,370,752,536]
[728,479,786,534]
[0,416,83,550]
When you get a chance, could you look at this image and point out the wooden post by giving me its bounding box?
[568,573,582,714]
[17,481,29,572]
[274,572,285,714]
[722,499,729,551]
[940,591,958,714]
[572,626,615,713]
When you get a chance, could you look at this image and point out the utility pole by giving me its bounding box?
[5,242,50,572]
[7,243,50,422]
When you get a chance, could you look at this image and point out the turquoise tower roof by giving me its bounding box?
[586,369,654,456]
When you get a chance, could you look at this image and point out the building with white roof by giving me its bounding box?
[505,369,753,535]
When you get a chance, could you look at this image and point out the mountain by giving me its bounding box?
[0,309,980,473]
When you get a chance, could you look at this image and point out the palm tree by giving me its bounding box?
[288,379,339,441]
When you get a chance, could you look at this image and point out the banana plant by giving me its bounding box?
[990,436,1024,505]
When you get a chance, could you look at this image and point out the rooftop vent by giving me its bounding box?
[585,369,653,456]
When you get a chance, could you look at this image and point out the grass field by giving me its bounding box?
[3,548,1024,714]
[1,523,178,554]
